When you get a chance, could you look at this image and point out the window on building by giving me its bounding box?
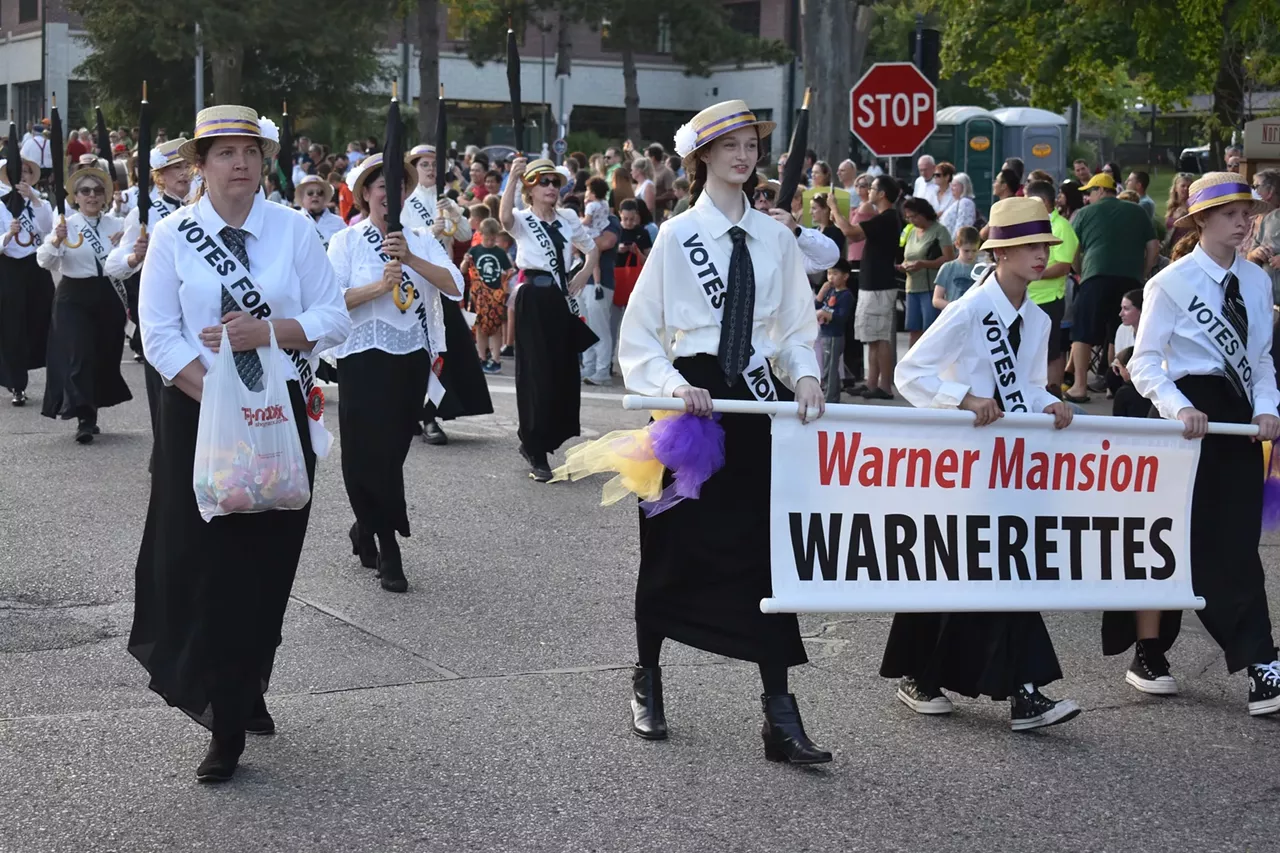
[601,16,668,54]
[67,81,93,131]
[19,0,39,24]
[655,15,671,54]
[16,82,42,135]
[723,1,761,37]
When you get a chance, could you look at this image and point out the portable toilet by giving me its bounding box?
[923,106,1001,218]
[992,107,1069,184]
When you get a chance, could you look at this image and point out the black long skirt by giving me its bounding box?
[1101,375,1275,671]
[338,347,429,538]
[129,380,316,734]
[0,253,54,393]
[41,275,131,420]
[514,281,598,455]
[425,297,493,422]
[636,354,807,666]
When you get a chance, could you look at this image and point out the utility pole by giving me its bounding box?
[195,23,205,113]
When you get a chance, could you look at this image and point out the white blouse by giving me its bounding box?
[939,196,976,235]
[0,196,53,260]
[324,223,461,360]
[36,211,125,278]
[139,191,350,387]
[617,191,821,398]
[105,192,185,281]
[510,206,593,272]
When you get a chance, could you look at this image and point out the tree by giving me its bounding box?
[800,0,873,170]
[418,0,442,142]
[71,0,399,133]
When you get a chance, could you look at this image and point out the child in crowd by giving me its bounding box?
[469,205,487,247]
[497,231,517,266]
[1110,346,1152,418]
[931,225,981,311]
[583,178,612,238]
[814,259,855,403]
[461,218,514,374]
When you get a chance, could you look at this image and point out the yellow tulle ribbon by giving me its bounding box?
[550,411,679,505]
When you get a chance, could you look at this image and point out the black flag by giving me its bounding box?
[776,89,812,212]
[507,25,523,153]
[384,93,404,234]
[137,88,152,228]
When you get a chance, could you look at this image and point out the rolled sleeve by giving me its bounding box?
[105,210,140,280]
[795,226,840,275]
[771,234,821,383]
[291,221,350,355]
[138,220,202,382]
[1129,283,1192,420]
[895,301,971,409]
[34,232,61,271]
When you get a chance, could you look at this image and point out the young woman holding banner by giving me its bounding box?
[886,197,1082,732]
[617,100,831,764]
[1124,172,1280,717]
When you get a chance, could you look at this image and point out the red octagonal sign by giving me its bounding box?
[849,62,937,159]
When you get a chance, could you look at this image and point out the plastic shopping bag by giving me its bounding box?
[192,324,312,522]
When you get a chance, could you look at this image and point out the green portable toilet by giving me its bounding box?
[992,107,1068,184]
[924,106,1001,217]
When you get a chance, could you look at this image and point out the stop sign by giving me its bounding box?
[849,62,937,159]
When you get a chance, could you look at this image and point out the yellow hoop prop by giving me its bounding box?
[14,230,34,248]
[439,219,457,238]
[392,284,416,312]
[63,232,84,249]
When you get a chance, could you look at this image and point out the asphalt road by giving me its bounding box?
[2,359,1277,853]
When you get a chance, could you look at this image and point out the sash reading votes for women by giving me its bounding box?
[1159,268,1254,404]
[75,216,129,310]
[666,213,779,403]
[979,283,1030,413]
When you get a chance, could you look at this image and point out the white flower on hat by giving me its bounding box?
[150,149,169,170]
[673,123,698,158]
[257,116,280,144]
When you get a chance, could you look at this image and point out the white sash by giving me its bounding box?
[1160,270,1253,404]
[978,285,1030,413]
[175,214,334,456]
[76,216,128,308]
[359,223,447,405]
[150,195,176,222]
[17,204,41,244]
[667,214,778,403]
[406,190,435,229]
[519,209,582,318]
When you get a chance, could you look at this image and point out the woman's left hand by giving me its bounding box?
[1044,401,1074,430]
[1269,254,1280,271]
[568,271,591,295]
[200,312,270,352]
[384,231,408,260]
[794,376,825,424]
[1253,413,1280,442]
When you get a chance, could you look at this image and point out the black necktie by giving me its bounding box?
[1221,271,1250,400]
[545,219,567,287]
[218,226,265,392]
[719,226,756,384]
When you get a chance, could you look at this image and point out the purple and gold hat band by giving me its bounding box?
[194,117,263,138]
[695,111,758,146]
[987,219,1053,240]
[1188,180,1252,212]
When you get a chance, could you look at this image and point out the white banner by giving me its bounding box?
[764,406,1205,614]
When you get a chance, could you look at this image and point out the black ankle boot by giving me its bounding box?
[349,521,378,569]
[761,693,832,764]
[75,418,94,444]
[245,694,275,735]
[376,532,407,593]
[630,665,668,740]
[196,732,244,783]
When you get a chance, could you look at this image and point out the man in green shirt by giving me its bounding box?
[1064,172,1159,402]
[1025,180,1077,392]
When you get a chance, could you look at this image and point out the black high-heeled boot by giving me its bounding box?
[376,531,408,593]
[245,694,275,735]
[630,665,668,740]
[196,730,245,783]
[760,693,832,764]
[348,521,378,569]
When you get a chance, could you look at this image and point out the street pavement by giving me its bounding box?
[2,356,1278,853]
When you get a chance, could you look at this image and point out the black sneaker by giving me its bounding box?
[1125,640,1179,695]
[1247,661,1280,717]
[1010,685,1080,732]
[500,345,515,357]
[895,677,954,715]
[11,390,26,407]
[422,419,448,446]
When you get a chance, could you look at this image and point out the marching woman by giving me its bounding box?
[105,138,192,437]
[326,153,462,593]
[887,197,1081,732]
[38,164,130,442]
[1125,172,1280,716]
[499,157,600,482]
[0,154,54,406]
[402,143,490,445]
[294,174,345,250]
[617,100,831,763]
[129,106,350,782]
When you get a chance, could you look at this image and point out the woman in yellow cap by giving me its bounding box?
[130,105,350,783]
[37,165,129,443]
[887,196,1080,733]
[617,100,830,763]
[0,151,54,406]
[1124,172,1280,717]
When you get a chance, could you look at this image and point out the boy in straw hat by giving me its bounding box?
[1121,172,1280,716]
[885,196,1081,732]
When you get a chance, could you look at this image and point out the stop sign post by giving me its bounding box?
[849,62,937,160]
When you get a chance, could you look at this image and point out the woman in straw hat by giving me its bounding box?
[129,105,350,783]
[1122,172,1280,717]
[886,196,1081,733]
[323,152,462,593]
[0,152,54,407]
[616,100,831,763]
[402,143,492,445]
[499,157,601,482]
[105,137,193,436]
[37,165,130,443]
[294,174,345,250]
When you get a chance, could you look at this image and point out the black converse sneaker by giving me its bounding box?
[896,677,954,715]
[1010,685,1081,732]
[1247,662,1280,717]
[1125,640,1179,695]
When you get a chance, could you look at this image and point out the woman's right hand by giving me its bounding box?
[673,384,713,418]
[1177,406,1208,439]
[53,221,67,246]
[510,157,528,181]
[131,233,149,265]
[382,261,402,294]
[959,393,1002,426]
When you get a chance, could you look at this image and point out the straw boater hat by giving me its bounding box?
[673,99,776,159]
[177,106,279,162]
[520,158,563,186]
[149,138,188,175]
[980,197,1063,251]
[405,144,436,168]
[294,174,334,205]
[1175,171,1268,229]
[346,152,418,212]
[66,165,112,198]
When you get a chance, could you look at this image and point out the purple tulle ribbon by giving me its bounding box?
[1264,446,1280,530]
[639,413,726,517]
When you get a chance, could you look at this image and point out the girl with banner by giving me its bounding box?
[1126,171,1280,717]
[616,100,830,764]
[325,153,462,593]
[129,105,350,784]
[37,165,131,443]
[885,196,1082,732]
[0,148,54,407]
